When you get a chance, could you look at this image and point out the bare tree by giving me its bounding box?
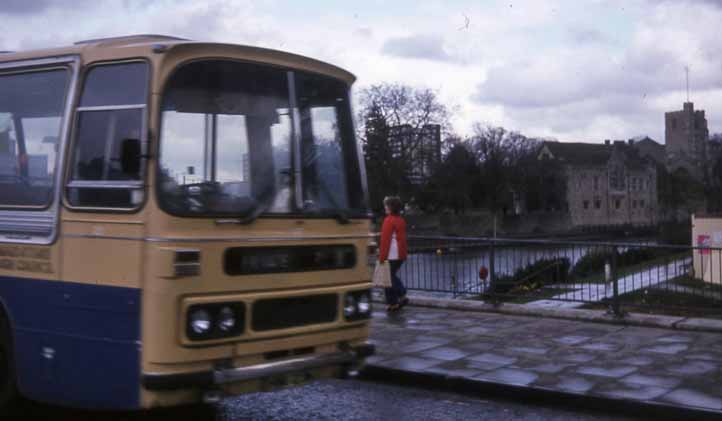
[358,83,450,132]
[469,124,541,215]
[357,83,451,159]
[357,83,452,208]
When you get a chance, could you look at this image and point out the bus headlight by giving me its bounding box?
[186,302,245,341]
[344,290,372,321]
[344,294,357,318]
[218,306,236,332]
[189,309,212,335]
[357,293,371,314]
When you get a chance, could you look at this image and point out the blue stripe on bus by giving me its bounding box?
[0,276,141,410]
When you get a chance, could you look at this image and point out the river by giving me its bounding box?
[398,239,656,295]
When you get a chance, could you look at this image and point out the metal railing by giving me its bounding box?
[386,235,722,317]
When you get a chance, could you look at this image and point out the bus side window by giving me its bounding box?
[66,62,148,209]
[0,69,68,209]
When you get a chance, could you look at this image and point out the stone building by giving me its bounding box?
[665,102,709,179]
[538,141,658,228]
[631,136,665,166]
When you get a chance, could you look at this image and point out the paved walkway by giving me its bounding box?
[527,257,692,309]
[367,305,722,415]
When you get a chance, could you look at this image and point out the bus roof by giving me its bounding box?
[0,34,356,84]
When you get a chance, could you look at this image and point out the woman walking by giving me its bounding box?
[379,196,409,312]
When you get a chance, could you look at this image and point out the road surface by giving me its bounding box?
[12,379,637,420]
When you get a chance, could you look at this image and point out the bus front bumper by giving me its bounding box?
[141,342,375,391]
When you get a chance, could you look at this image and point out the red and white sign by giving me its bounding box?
[698,234,711,255]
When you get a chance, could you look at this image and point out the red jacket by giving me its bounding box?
[379,214,408,262]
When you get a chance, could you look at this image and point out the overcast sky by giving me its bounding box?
[2,0,722,143]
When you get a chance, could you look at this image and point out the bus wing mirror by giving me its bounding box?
[121,138,141,175]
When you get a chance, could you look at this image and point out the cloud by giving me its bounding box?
[568,27,608,45]
[649,0,722,6]
[504,93,663,140]
[0,0,279,51]
[469,0,722,141]
[0,0,52,15]
[381,34,453,62]
[0,0,97,16]
[2,0,722,144]
[354,27,373,39]
[473,45,695,109]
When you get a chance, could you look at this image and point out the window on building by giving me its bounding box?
[640,200,645,208]
[593,176,599,190]
[632,200,637,209]
[615,199,621,209]
[609,163,625,191]
[583,200,589,210]
[66,62,148,209]
[594,199,601,209]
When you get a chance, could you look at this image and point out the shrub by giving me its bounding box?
[617,248,657,265]
[493,257,571,294]
[659,222,691,246]
[571,246,670,280]
[571,249,613,279]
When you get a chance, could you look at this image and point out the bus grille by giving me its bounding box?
[252,294,338,332]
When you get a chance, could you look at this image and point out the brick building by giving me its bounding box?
[538,141,658,228]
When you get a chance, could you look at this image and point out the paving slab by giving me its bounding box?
[374,293,695,332]
[366,305,722,416]
[676,318,722,332]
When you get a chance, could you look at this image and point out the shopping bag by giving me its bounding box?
[373,261,392,288]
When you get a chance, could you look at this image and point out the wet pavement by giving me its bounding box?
[367,305,722,414]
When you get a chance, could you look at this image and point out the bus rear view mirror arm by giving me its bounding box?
[120,137,141,175]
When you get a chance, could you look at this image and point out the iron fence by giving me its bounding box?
[385,235,722,317]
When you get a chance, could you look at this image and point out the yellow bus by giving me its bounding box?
[0,34,374,410]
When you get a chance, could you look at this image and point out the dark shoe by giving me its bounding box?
[386,304,400,312]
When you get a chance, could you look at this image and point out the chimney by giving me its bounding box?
[628,139,635,146]
[604,139,611,146]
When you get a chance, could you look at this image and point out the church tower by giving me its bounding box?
[665,102,709,179]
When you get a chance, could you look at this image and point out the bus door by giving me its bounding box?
[52,61,150,409]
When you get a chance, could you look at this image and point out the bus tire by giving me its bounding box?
[0,313,17,412]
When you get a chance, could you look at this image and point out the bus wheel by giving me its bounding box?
[0,315,17,411]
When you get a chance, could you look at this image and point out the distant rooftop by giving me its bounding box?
[630,135,658,143]
[540,140,650,169]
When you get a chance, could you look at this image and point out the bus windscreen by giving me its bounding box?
[157,60,366,219]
